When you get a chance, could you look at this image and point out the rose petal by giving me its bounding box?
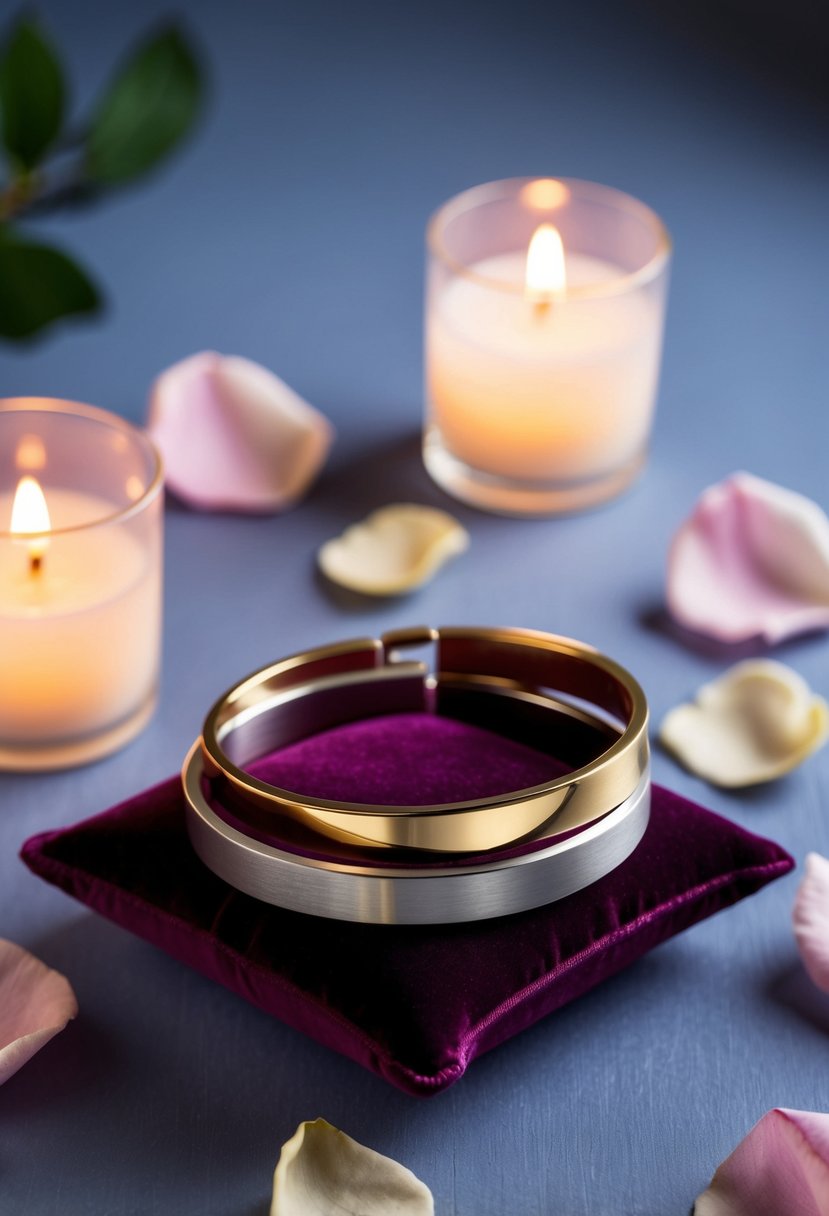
[147,351,333,512]
[694,1108,829,1215]
[318,503,469,595]
[667,472,829,645]
[793,853,829,994]
[0,939,77,1085]
[271,1119,434,1216]
[659,659,829,787]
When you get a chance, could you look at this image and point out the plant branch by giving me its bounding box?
[0,168,37,221]
[0,159,97,221]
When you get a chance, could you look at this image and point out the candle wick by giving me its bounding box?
[29,553,43,576]
[533,297,552,321]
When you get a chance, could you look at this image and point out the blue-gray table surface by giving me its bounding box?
[1,1,828,1212]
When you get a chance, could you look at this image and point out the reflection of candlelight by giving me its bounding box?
[11,475,51,575]
[525,223,566,319]
[15,433,47,471]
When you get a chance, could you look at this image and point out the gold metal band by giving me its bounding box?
[183,745,652,924]
[197,626,649,855]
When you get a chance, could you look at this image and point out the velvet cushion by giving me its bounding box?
[21,713,793,1097]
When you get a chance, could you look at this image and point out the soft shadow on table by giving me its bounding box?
[0,1009,119,1120]
[638,602,829,664]
[310,428,475,611]
[638,603,769,661]
[313,560,452,614]
[0,918,156,1124]
[165,428,443,529]
[460,943,691,1090]
[764,960,829,1039]
[313,562,404,613]
[6,913,415,1184]
[0,922,122,1120]
[315,430,444,520]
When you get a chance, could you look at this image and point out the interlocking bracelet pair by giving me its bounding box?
[182,625,650,924]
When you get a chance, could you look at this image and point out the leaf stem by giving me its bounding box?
[0,169,37,221]
[0,161,94,221]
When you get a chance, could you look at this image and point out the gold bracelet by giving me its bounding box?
[197,625,649,855]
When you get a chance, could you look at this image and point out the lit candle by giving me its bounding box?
[0,400,162,770]
[525,221,566,315]
[10,475,50,575]
[424,178,671,514]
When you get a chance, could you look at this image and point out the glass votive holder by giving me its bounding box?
[0,398,163,770]
[424,177,671,515]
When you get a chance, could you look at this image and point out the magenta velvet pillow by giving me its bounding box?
[21,714,792,1097]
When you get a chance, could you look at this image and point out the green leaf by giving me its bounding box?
[86,25,203,186]
[0,16,66,170]
[0,233,101,340]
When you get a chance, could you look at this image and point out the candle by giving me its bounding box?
[0,400,162,770]
[424,178,671,514]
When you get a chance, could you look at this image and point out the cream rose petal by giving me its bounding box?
[147,351,333,512]
[0,939,78,1085]
[659,660,829,788]
[694,1109,829,1215]
[318,503,469,595]
[793,853,829,994]
[271,1119,434,1216]
[667,472,829,645]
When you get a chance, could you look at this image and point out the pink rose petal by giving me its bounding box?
[694,1109,829,1216]
[147,351,334,512]
[667,473,829,645]
[0,939,77,1085]
[794,853,829,994]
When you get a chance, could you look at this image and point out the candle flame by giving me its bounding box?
[11,475,51,571]
[525,223,566,302]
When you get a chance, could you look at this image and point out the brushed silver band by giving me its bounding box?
[183,739,651,925]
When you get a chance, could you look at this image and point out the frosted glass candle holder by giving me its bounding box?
[0,399,163,770]
[424,177,671,515]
